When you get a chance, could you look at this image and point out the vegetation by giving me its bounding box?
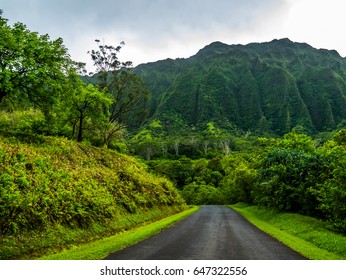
[231,203,346,260]
[0,10,345,260]
[0,136,186,259]
[0,11,79,107]
[39,206,199,260]
[136,128,346,235]
[87,40,149,146]
[134,39,346,135]
[0,11,183,259]
[0,10,148,147]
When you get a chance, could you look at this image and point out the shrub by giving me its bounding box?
[181,183,223,205]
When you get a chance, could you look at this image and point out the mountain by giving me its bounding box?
[134,38,346,135]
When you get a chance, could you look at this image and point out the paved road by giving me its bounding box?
[104,205,306,260]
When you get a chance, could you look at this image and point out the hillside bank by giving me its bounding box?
[0,136,186,259]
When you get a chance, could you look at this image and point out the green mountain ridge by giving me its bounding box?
[134,38,346,135]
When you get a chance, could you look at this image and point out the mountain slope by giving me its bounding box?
[134,38,346,135]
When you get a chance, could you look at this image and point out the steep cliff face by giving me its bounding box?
[134,38,346,135]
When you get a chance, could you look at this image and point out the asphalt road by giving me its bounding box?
[104,205,306,260]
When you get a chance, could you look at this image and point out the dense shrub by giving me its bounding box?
[181,183,223,205]
[253,130,346,233]
[317,134,346,233]
[253,148,331,217]
[220,154,257,204]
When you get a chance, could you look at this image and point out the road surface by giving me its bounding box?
[104,205,306,260]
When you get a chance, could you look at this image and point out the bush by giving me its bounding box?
[254,148,331,217]
[318,144,346,233]
[0,110,45,136]
[220,154,256,204]
[181,183,224,205]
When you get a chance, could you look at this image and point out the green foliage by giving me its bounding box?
[317,130,346,233]
[149,157,194,189]
[135,38,346,135]
[221,154,257,204]
[88,40,149,135]
[205,121,222,137]
[253,130,346,233]
[275,130,316,152]
[254,148,330,216]
[68,83,112,142]
[182,183,222,205]
[0,14,149,147]
[0,136,185,238]
[333,128,346,145]
[0,109,45,136]
[232,203,346,260]
[319,158,346,233]
[0,13,78,112]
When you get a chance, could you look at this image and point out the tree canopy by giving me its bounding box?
[0,11,79,114]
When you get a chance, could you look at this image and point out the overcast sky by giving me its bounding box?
[2,0,346,71]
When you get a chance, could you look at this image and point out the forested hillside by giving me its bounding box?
[134,38,346,135]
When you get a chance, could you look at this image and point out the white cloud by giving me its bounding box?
[59,0,287,70]
[2,0,345,72]
[281,0,346,55]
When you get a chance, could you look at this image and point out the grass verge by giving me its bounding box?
[1,206,186,260]
[39,206,200,260]
[230,203,346,260]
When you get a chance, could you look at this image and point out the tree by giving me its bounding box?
[254,146,331,216]
[173,139,180,155]
[319,157,346,233]
[182,183,223,205]
[0,12,78,113]
[334,128,346,146]
[88,40,149,141]
[221,154,256,203]
[219,138,231,155]
[69,84,112,142]
[202,139,209,155]
[276,130,316,153]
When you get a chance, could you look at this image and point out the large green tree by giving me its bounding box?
[68,83,112,142]
[0,11,78,114]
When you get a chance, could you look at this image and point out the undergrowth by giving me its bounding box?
[0,136,186,259]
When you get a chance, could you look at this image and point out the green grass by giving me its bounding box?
[39,206,200,260]
[1,205,186,260]
[230,203,346,260]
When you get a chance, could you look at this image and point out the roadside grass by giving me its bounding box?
[1,206,186,260]
[230,203,346,260]
[39,206,200,260]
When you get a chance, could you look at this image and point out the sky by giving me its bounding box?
[2,0,346,71]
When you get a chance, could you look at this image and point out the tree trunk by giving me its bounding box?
[0,89,6,103]
[77,112,83,142]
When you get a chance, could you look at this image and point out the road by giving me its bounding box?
[104,205,306,260]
